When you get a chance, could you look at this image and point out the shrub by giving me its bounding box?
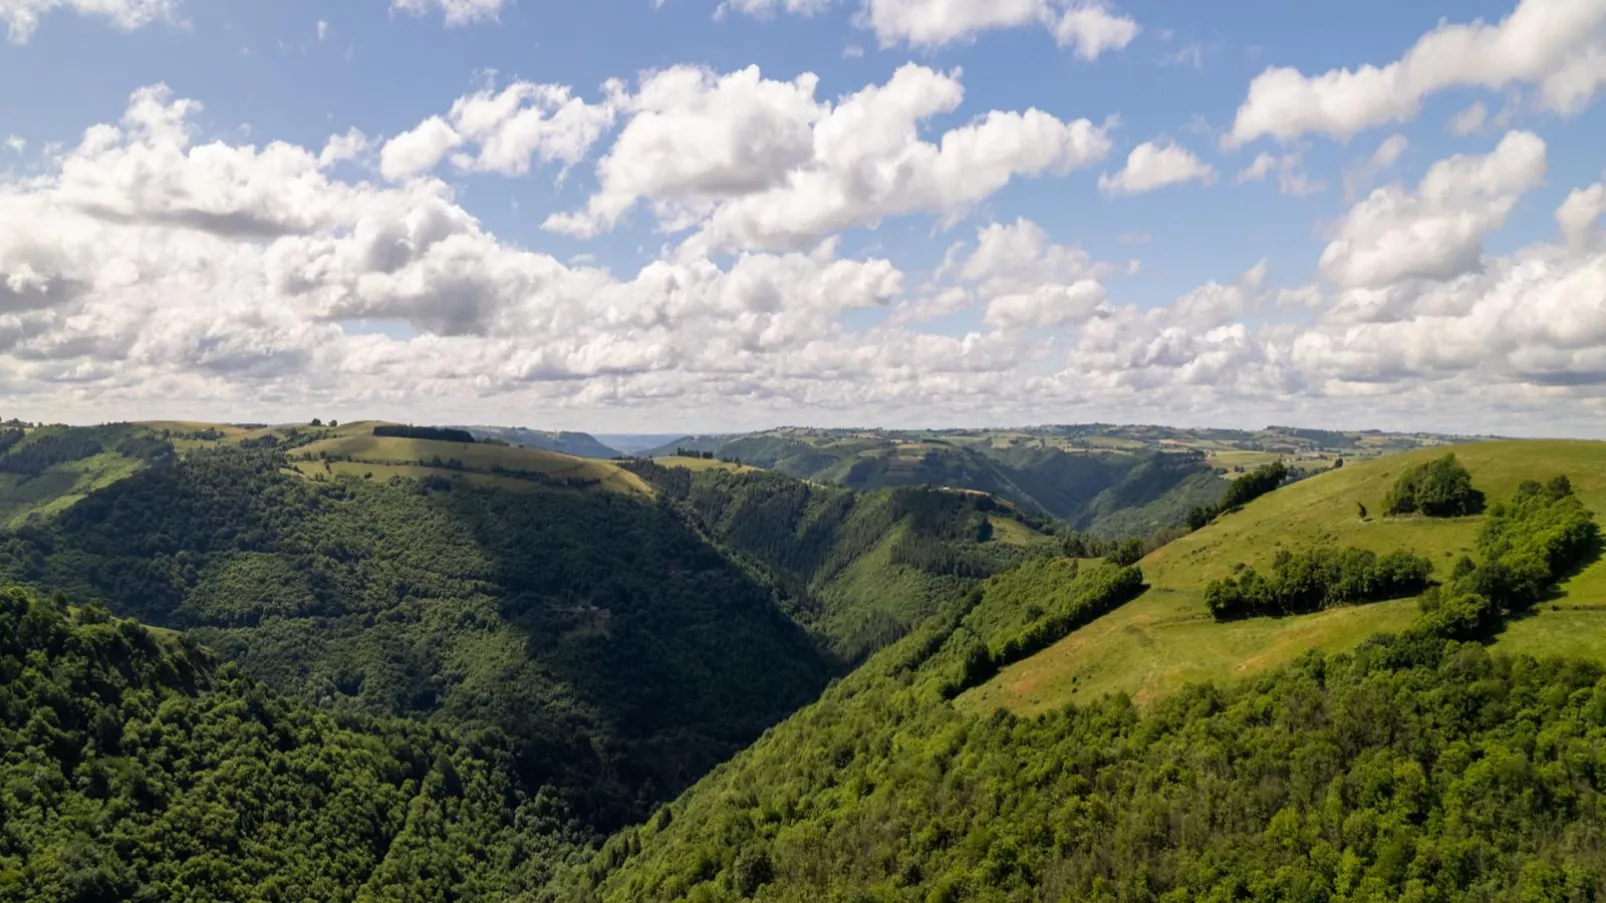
[1206,545,1433,620]
[1385,454,1483,517]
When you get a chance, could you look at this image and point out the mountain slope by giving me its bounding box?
[565,447,1606,902]
[462,425,624,459]
[650,429,1232,536]
[629,463,1061,659]
[959,440,1606,715]
[0,446,831,831]
[0,586,584,901]
[0,423,174,529]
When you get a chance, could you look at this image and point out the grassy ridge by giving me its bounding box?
[292,433,651,496]
[959,440,1606,714]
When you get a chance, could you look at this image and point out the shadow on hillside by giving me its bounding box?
[440,483,839,830]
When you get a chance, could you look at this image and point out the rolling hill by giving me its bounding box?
[0,420,1061,844]
[460,425,624,459]
[565,439,1606,903]
[642,425,1480,537]
[957,440,1606,715]
[0,422,174,529]
[9,420,1593,903]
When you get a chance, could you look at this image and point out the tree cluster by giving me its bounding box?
[1415,475,1600,639]
[1186,461,1290,530]
[1386,453,1484,517]
[0,432,104,478]
[372,425,477,444]
[1205,546,1434,620]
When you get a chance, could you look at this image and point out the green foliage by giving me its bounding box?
[629,464,1054,659]
[1220,460,1290,511]
[1183,461,1292,535]
[971,560,1144,683]
[1205,546,1434,620]
[1415,476,1600,640]
[0,585,580,902]
[0,432,105,477]
[573,607,1606,903]
[1387,454,1485,517]
[1,448,834,832]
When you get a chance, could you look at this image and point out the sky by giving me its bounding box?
[0,0,1604,436]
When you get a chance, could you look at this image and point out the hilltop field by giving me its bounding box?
[958,440,1606,715]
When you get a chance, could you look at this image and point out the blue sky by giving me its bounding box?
[1,0,1604,435]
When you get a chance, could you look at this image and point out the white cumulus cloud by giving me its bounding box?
[391,0,506,26]
[1098,141,1214,195]
[1319,130,1548,290]
[2,0,181,43]
[549,64,1113,251]
[1226,0,1606,146]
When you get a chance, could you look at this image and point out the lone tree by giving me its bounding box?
[1386,453,1484,517]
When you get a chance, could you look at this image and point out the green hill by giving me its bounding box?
[0,585,584,901]
[564,441,1606,902]
[0,423,174,529]
[643,425,1478,539]
[628,463,1061,660]
[0,445,832,833]
[8,424,1596,902]
[648,428,1229,536]
[461,425,625,460]
[959,440,1606,715]
[0,427,1059,844]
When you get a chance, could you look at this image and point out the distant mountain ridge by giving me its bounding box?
[639,424,1488,535]
[460,425,624,459]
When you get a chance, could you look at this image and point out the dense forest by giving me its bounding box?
[0,586,585,901]
[0,447,838,832]
[629,463,1057,659]
[0,443,1058,838]
[565,471,1606,903]
[3,426,1605,902]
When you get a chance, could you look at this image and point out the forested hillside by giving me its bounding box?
[0,586,585,901]
[0,423,174,529]
[5,426,1600,903]
[0,433,1063,839]
[0,446,834,832]
[648,430,1228,536]
[629,463,1059,659]
[565,464,1606,903]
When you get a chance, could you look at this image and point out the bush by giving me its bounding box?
[1206,545,1433,620]
[1386,453,1484,517]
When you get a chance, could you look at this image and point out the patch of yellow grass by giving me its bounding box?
[987,516,1041,547]
[652,455,762,474]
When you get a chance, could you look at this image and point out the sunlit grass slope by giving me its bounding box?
[292,432,651,496]
[0,424,156,528]
[958,440,1606,715]
[651,455,763,473]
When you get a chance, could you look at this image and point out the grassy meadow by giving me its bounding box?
[958,440,1606,715]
